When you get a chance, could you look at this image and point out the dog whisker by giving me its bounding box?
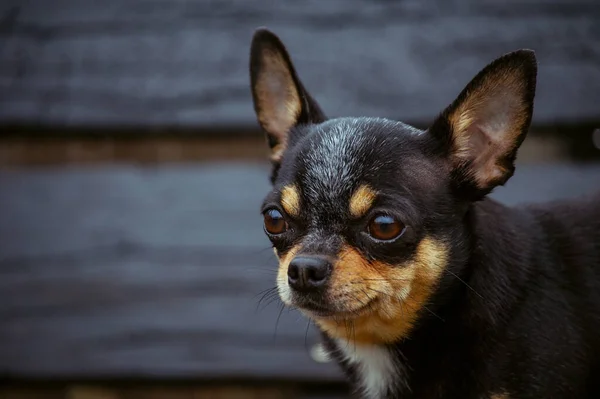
[444,269,484,299]
[304,318,312,354]
[422,305,445,322]
[254,286,280,312]
[273,302,286,341]
[253,286,278,299]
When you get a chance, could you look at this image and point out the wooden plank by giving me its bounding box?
[0,162,599,381]
[0,384,348,399]
[0,135,270,166]
[0,164,341,381]
[0,0,599,129]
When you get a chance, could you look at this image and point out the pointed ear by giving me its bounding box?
[428,50,537,199]
[250,28,326,166]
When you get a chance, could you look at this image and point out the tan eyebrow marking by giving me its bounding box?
[349,184,377,218]
[280,184,301,217]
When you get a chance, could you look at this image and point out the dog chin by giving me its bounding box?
[295,297,380,320]
[278,281,382,320]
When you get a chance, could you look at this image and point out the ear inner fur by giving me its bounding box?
[251,45,302,163]
[310,238,448,345]
[430,50,537,196]
[447,64,531,186]
[249,28,326,165]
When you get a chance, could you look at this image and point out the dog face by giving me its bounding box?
[250,28,536,345]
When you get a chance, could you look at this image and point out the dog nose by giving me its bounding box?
[288,256,332,292]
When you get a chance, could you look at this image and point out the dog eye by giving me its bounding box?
[368,215,405,241]
[264,209,287,235]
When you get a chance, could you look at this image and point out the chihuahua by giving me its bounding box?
[249,28,600,398]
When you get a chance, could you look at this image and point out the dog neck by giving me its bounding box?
[333,340,403,399]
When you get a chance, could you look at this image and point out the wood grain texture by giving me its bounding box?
[0,0,599,129]
[1,384,348,399]
[0,162,599,380]
[0,136,270,166]
[0,164,341,381]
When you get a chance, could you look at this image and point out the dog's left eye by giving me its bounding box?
[263,209,288,235]
[368,215,405,241]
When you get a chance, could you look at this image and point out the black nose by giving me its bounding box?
[287,256,332,292]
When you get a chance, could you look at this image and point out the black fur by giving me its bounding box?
[250,28,600,398]
[323,195,600,398]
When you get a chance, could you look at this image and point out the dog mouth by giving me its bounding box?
[293,296,379,319]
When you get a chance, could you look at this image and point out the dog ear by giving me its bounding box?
[250,28,325,167]
[428,50,537,200]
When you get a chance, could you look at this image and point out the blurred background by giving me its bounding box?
[1,1,599,398]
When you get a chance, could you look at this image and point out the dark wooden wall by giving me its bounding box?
[1,0,599,131]
[2,163,600,385]
[1,1,600,397]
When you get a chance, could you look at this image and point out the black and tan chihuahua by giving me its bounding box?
[249,28,600,398]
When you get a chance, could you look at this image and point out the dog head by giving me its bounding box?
[250,28,536,345]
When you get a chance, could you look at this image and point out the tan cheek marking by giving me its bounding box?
[490,394,510,399]
[312,237,448,345]
[280,185,301,217]
[276,245,301,305]
[348,184,377,218]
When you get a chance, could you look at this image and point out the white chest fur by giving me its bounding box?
[337,340,397,398]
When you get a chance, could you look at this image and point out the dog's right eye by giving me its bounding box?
[367,214,405,242]
[264,209,287,235]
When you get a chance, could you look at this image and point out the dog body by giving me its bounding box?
[249,28,600,398]
[325,195,600,398]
